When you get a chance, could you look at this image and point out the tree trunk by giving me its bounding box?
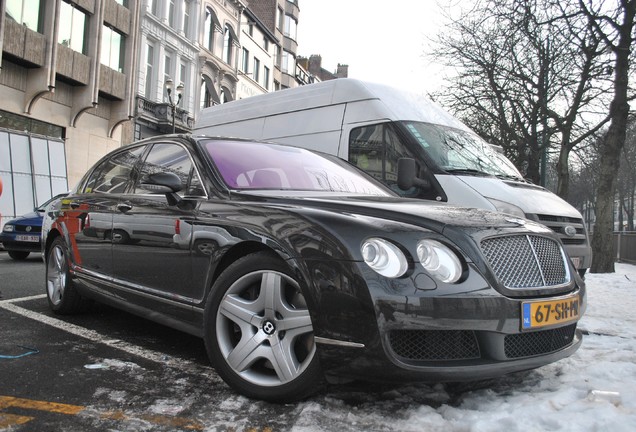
[556,146,570,199]
[590,0,636,273]
[590,1,635,272]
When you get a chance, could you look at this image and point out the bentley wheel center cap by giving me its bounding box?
[262,320,276,335]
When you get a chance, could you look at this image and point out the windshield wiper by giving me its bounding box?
[444,168,490,177]
[495,173,526,182]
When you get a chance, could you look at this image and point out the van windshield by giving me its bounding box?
[402,122,524,180]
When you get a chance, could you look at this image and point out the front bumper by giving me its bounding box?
[0,235,42,252]
[308,260,586,383]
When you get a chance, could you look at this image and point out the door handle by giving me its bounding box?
[117,203,133,213]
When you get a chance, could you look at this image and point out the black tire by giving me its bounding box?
[45,237,86,314]
[204,251,323,402]
[8,250,30,260]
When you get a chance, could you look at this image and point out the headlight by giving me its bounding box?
[3,225,15,232]
[486,198,525,218]
[417,240,462,283]
[361,238,408,278]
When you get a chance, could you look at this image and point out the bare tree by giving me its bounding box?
[431,0,613,198]
[586,0,636,273]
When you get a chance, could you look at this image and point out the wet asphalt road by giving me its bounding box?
[0,252,430,432]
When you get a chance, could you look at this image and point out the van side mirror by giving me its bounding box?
[397,158,430,190]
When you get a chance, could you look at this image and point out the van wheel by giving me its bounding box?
[203,251,323,402]
[46,237,86,314]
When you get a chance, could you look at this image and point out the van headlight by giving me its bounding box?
[361,238,408,278]
[3,225,15,232]
[417,240,462,283]
[486,198,525,218]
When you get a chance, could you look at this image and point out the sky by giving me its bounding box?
[296,1,453,96]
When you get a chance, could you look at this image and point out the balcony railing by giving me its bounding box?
[136,96,194,132]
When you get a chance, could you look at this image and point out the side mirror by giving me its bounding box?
[140,172,183,206]
[397,158,430,190]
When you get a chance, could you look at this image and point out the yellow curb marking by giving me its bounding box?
[0,396,204,430]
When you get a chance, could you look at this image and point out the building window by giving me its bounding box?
[6,0,41,32]
[282,51,295,74]
[149,0,158,15]
[284,15,297,40]
[264,66,270,91]
[168,0,176,27]
[0,126,68,223]
[276,7,283,30]
[223,25,234,65]
[58,1,87,54]
[242,48,249,73]
[145,43,154,98]
[101,25,124,72]
[182,0,190,37]
[253,58,260,83]
[164,53,173,87]
[263,38,269,53]
[179,62,188,103]
[204,7,219,52]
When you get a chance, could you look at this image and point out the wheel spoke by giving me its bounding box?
[269,336,301,382]
[219,294,262,329]
[260,272,285,318]
[226,330,268,372]
[278,312,313,337]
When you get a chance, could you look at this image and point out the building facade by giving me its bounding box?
[0,0,141,224]
[0,0,346,228]
[236,7,277,99]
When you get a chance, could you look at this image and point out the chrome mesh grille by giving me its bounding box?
[481,235,569,289]
[389,330,480,361]
[505,324,577,358]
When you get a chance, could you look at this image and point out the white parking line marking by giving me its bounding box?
[0,295,222,382]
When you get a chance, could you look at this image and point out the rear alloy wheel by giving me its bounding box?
[204,252,323,402]
[8,251,30,260]
[46,237,86,314]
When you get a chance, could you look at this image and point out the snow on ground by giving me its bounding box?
[289,263,636,432]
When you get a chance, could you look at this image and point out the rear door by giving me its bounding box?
[64,146,146,276]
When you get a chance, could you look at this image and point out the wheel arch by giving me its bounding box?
[208,240,315,305]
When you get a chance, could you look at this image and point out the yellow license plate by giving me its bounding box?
[522,295,580,330]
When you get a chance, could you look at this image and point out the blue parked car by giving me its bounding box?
[1,194,67,260]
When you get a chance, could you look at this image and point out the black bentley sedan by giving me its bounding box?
[42,136,585,402]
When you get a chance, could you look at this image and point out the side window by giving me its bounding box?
[349,124,385,183]
[82,146,146,194]
[135,143,203,196]
[349,124,417,194]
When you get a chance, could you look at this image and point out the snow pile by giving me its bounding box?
[291,263,636,432]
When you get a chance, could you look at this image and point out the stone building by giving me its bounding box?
[0,0,141,223]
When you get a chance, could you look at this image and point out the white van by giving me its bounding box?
[195,79,591,276]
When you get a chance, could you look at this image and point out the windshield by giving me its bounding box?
[402,122,523,179]
[204,140,391,196]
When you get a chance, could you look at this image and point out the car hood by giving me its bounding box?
[8,211,43,226]
[240,193,551,235]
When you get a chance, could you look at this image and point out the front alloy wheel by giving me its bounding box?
[204,252,322,402]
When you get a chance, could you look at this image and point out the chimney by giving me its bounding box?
[336,64,349,78]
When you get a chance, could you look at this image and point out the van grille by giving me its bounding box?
[531,214,588,246]
[481,235,569,289]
